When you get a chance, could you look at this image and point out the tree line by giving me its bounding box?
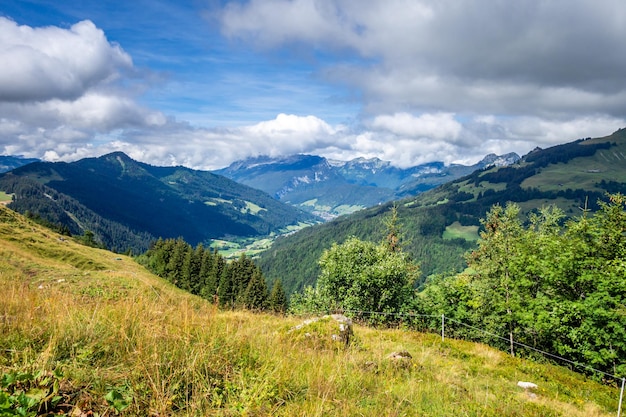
[415,193,626,377]
[285,194,626,377]
[137,238,287,313]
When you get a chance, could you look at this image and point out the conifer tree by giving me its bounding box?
[147,238,170,277]
[230,254,257,305]
[198,247,216,300]
[180,247,194,292]
[217,267,234,308]
[166,238,189,287]
[383,204,403,252]
[268,279,288,313]
[243,269,268,311]
[187,243,204,294]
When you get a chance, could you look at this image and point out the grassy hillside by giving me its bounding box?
[0,205,621,416]
[520,130,626,195]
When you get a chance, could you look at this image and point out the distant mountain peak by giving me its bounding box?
[102,151,130,158]
[215,151,521,219]
[478,152,521,167]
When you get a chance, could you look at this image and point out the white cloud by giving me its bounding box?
[242,113,338,154]
[4,109,624,171]
[370,113,461,140]
[221,0,350,47]
[0,18,168,163]
[0,17,132,102]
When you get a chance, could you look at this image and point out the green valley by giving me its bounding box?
[0,152,317,254]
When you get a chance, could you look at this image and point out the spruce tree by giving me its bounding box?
[166,238,189,287]
[188,243,204,294]
[268,279,288,313]
[243,269,268,311]
[148,238,170,277]
[217,268,234,308]
[198,247,216,300]
[230,254,257,305]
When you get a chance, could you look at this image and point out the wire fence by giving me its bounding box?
[292,309,626,417]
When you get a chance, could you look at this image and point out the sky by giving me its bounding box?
[1,0,626,170]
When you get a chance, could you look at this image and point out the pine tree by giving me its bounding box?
[383,204,403,252]
[180,248,193,292]
[187,243,204,294]
[268,279,288,313]
[243,269,268,311]
[147,238,171,277]
[166,238,189,287]
[217,268,234,308]
[198,247,216,300]
[230,254,257,305]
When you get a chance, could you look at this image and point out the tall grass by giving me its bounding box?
[0,206,621,415]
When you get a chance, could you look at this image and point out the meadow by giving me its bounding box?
[0,205,621,416]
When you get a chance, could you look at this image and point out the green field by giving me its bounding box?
[443,221,479,241]
[242,200,266,214]
[0,191,12,203]
[522,136,626,192]
[210,222,316,258]
[333,204,365,216]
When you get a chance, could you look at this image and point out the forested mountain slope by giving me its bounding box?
[259,128,626,295]
[0,152,317,253]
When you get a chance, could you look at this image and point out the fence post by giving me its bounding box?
[441,314,445,342]
[618,377,625,417]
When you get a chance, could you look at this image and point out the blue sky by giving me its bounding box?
[2,0,626,169]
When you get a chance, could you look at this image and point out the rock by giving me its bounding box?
[387,351,412,360]
[517,381,538,390]
[330,314,353,346]
[289,314,354,347]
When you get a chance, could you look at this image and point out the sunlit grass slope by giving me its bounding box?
[0,205,620,416]
[521,129,626,193]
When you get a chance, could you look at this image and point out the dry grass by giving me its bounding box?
[0,205,621,416]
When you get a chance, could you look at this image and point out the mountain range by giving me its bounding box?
[258,128,626,294]
[0,152,316,253]
[0,155,40,172]
[2,127,624,273]
[214,152,520,219]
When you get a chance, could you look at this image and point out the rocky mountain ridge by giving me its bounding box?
[215,152,521,218]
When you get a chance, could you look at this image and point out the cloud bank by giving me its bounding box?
[1,1,626,170]
[221,0,626,117]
